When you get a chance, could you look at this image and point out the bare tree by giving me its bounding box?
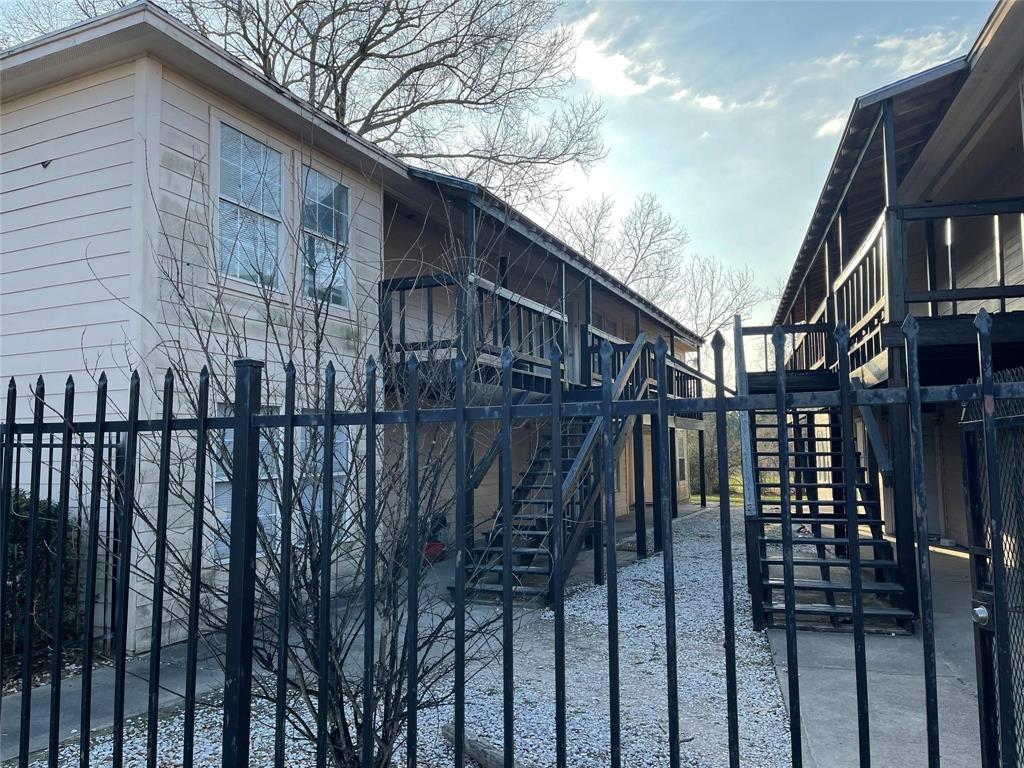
[59,140,529,765]
[559,191,769,342]
[0,0,604,203]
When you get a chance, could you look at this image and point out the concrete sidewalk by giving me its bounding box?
[768,547,981,768]
[0,635,224,761]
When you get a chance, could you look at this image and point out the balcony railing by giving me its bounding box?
[901,196,1024,316]
[835,212,887,372]
[580,324,705,417]
[379,272,567,383]
[785,195,1024,376]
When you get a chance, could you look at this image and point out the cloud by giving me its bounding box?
[698,130,712,141]
[693,93,724,111]
[815,110,848,138]
[797,51,861,82]
[872,28,969,75]
[572,13,679,98]
[674,87,777,112]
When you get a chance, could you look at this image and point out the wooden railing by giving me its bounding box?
[379,272,566,381]
[744,323,833,375]
[579,324,703,410]
[900,196,1024,317]
[778,198,1024,379]
[834,212,887,372]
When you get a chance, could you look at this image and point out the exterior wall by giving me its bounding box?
[0,62,140,413]
[128,60,385,651]
[1,56,386,651]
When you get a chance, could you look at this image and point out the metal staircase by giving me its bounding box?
[465,334,653,602]
[466,416,597,600]
[749,407,915,630]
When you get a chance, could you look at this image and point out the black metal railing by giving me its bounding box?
[5,312,1024,768]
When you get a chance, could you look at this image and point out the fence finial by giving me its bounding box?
[901,313,919,336]
[974,307,992,334]
[711,331,725,351]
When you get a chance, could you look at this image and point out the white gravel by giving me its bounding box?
[28,507,790,767]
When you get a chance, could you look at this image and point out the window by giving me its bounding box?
[218,123,282,287]
[303,167,350,307]
[676,431,688,483]
[212,404,281,560]
[297,421,352,544]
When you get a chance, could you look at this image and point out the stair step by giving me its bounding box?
[756,515,884,526]
[473,545,549,558]
[764,603,915,619]
[756,481,872,490]
[472,564,551,575]
[466,582,548,598]
[763,578,904,594]
[757,499,879,508]
[764,557,899,569]
[761,536,888,546]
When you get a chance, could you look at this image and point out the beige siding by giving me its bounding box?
[0,64,138,409]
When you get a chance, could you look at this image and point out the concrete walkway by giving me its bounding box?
[2,501,708,763]
[768,546,981,768]
[1,634,225,761]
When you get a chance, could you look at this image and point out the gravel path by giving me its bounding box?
[24,507,790,767]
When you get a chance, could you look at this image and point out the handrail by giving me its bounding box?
[833,211,886,292]
[562,334,647,501]
[470,274,567,322]
[555,334,651,585]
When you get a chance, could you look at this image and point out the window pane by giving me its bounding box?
[303,168,348,244]
[220,123,280,218]
[219,200,280,286]
[305,235,348,306]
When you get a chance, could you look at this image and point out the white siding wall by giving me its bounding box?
[1,57,386,651]
[1,63,139,411]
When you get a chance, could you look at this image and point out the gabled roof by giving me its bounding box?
[1,0,702,347]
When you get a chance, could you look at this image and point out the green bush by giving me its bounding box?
[3,489,84,676]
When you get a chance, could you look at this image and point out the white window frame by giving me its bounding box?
[301,164,352,310]
[211,113,289,293]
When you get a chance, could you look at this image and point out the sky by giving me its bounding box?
[555,0,994,321]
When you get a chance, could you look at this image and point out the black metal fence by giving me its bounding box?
[1,310,1023,767]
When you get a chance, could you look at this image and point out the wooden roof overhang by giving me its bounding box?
[398,168,705,349]
[774,58,968,324]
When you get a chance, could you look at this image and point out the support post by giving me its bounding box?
[222,359,263,768]
[733,316,763,629]
[633,416,647,559]
[582,278,594,385]
[881,97,919,613]
[669,426,679,519]
[697,346,707,508]
[651,412,663,553]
